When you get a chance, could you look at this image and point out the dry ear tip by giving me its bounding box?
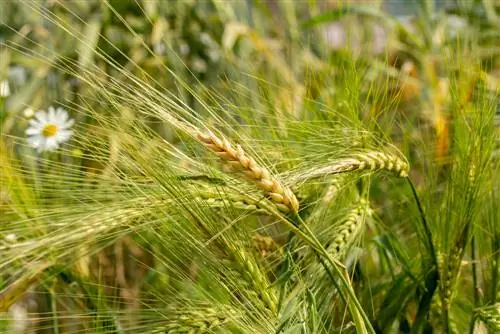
[197,132,211,142]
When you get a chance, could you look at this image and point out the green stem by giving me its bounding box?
[407,178,435,258]
[50,283,59,334]
[469,235,480,334]
[316,254,346,304]
[491,210,499,304]
[407,178,439,333]
[471,236,480,306]
[412,267,439,334]
[266,206,374,332]
[246,0,254,28]
[442,302,450,334]
[493,243,499,304]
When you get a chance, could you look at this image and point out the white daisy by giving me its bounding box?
[25,106,74,152]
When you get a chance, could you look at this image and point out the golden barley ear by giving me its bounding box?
[197,131,299,213]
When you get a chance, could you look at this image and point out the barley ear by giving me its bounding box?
[438,246,464,312]
[293,151,410,184]
[327,202,372,259]
[351,151,410,177]
[195,188,277,214]
[150,306,239,333]
[197,131,299,213]
[226,243,279,314]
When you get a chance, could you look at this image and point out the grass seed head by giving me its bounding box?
[327,202,371,259]
[150,306,239,333]
[351,151,409,177]
[198,131,299,213]
[226,244,278,314]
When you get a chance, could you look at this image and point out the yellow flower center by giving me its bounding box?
[42,124,58,137]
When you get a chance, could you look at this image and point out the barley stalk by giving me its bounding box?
[197,131,299,213]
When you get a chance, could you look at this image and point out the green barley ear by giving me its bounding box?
[351,151,410,177]
[304,175,350,222]
[197,131,299,213]
[149,305,241,333]
[194,185,281,215]
[288,150,409,185]
[226,243,279,315]
[437,244,465,316]
[300,199,371,285]
[326,201,372,259]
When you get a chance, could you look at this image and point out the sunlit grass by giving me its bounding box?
[1,1,498,333]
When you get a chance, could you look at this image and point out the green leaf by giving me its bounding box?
[376,272,418,331]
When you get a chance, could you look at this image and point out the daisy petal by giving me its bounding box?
[28,119,42,128]
[25,127,41,136]
[61,118,75,129]
[34,110,47,123]
[57,108,69,123]
[48,107,56,121]
[27,135,43,148]
[44,137,59,151]
[57,130,73,142]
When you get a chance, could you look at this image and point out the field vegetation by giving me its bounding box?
[0,1,499,333]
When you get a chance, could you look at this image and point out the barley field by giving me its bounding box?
[0,1,499,333]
